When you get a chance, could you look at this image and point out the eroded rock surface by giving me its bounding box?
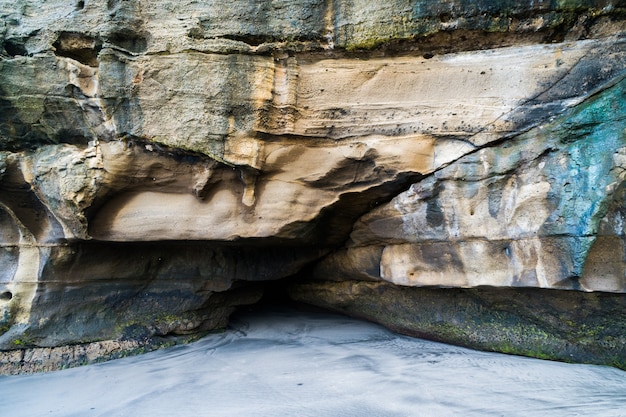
[315,73,626,292]
[1,0,626,371]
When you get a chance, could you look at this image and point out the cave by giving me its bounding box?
[2,0,626,376]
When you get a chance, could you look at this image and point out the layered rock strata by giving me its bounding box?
[1,0,626,372]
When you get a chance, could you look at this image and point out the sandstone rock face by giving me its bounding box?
[316,73,626,292]
[1,0,626,371]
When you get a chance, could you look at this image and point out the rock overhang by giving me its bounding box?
[1,0,626,372]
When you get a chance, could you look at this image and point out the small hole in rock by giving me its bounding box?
[4,39,27,57]
[439,12,452,23]
[0,291,12,301]
[108,29,148,54]
[76,0,85,10]
[53,32,102,67]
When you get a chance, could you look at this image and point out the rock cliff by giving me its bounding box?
[1,0,626,372]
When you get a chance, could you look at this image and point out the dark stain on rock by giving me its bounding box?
[426,184,444,228]
[0,86,52,152]
[487,177,504,218]
[419,242,465,273]
[107,29,149,54]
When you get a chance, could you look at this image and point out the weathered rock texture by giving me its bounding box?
[1,0,626,371]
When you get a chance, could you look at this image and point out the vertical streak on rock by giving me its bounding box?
[260,55,299,135]
[276,57,299,116]
[240,168,258,208]
[324,0,335,49]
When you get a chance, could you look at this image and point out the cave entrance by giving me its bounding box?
[232,275,331,319]
[256,277,294,306]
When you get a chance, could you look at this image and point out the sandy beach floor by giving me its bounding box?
[1,306,625,417]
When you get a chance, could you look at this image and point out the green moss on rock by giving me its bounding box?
[334,1,624,51]
[289,281,626,370]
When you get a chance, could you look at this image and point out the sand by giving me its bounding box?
[1,306,625,417]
